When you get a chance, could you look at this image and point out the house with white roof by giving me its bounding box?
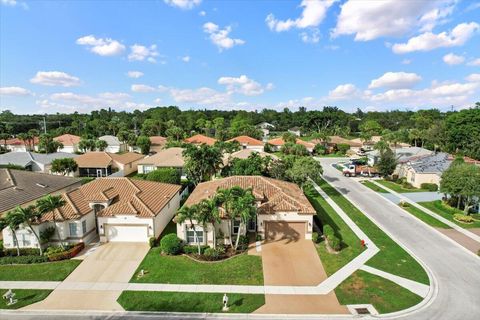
[98,135,127,153]
[0,152,78,174]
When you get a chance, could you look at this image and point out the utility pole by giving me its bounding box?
[43,116,47,134]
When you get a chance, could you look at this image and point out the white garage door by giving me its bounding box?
[106,225,149,242]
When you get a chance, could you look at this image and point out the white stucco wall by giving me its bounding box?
[58,145,77,154]
[257,213,313,240]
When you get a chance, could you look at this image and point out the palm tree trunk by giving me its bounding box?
[53,217,64,249]
[12,230,20,256]
[26,223,43,255]
[189,218,201,255]
[228,220,234,247]
[234,222,244,251]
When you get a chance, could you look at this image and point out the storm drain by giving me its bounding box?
[355,308,371,315]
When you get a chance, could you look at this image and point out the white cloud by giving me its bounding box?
[203,22,245,51]
[328,83,359,99]
[466,73,480,82]
[333,0,457,41]
[300,28,320,43]
[369,72,422,89]
[169,87,232,106]
[164,0,201,10]
[443,53,465,65]
[1,0,28,9]
[266,0,336,32]
[128,44,159,63]
[467,58,480,66]
[402,59,412,65]
[0,86,32,96]
[127,71,144,78]
[182,55,191,62]
[30,71,81,87]
[199,10,206,16]
[218,75,273,96]
[76,35,126,56]
[392,22,479,54]
[131,84,163,93]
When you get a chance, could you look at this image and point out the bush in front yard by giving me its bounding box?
[46,243,84,261]
[237,235,250,251]
[453,214,474,224]
[420,183,438,191]
[183,245,208,255]
[146,168,181,185]
[312,232,319,243]
[149,237,157,248]
[323,225,334,239]
[328,235,341,251]
[0,255,48,265]
[160,234,182,255]
[2,248,41,257]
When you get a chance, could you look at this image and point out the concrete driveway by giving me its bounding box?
[24,242,149,311]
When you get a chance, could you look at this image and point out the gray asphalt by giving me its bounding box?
[2,158,480,320]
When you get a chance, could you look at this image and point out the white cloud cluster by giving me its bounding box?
[131,84,166,93]
[128,44,159,63]
[466,73,480,82]
[1,0,28,9]
[30,71,81,87]
[203,22,245,51]
[76,35,126,56]
[328,83,359,99]
[0,86,32,96]
[467,58,480,66]
[127,71,144,78]
[266,0,336,32]
[443,53,465,65]
[182,55,191,62]
[164,0,201,10]
[300,28,320,44]
[332,0,456,41]
[218,75,273,96]
[392,22,479,54]
[369,72,422,89]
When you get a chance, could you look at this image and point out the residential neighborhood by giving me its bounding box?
[1,0,480,319]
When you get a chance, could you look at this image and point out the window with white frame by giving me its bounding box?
[69,223,77,236]
[142,165,155,174]
[82,220,87,234]
[186,228,204,244]
[21,234,31,246]
[232,219,241,235]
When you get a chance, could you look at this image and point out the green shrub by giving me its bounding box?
[47,243,84,261]
[203,247,220,260]
[146,168,181,185]
[402,182,414,189]
[160,234,182,255]
[336,143,350,155]
[314,144,327,155]
[237,235,250,251]
[312,232,319,243]
[215,244,226,255]
[3,248,41,257]
[323,225,334,238]
[255,234,262,242]
[40,227,55,244]
[0,255,48,265]
[420,183,438,191]
[45,245,70,256]
[453,214,474,223]
[399,201,410,208]
[264,143,274,153]
[183,245,208,255]
[328,235,341,251]
[149,237,157,248]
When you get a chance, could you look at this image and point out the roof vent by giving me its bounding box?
[36,183,48,188]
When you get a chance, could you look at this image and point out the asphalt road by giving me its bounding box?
[3,158,479,320]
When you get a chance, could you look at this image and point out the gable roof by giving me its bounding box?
[138,147,185,167]
[409,152,451,174]
[228,149,278,161]
[54,134,81,146]
[149,136,167,146]
[99,135,122,146]
[0,152,78,168]
[75,152,144,168]
[268,138,315,149]
[184,134,217,146]
[227,136,264,147]
[184,176,315,215]
[5,137,39,146]
[0,169,81,214]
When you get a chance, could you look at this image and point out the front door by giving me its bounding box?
[96,169,103,177]
[247,218,256,232]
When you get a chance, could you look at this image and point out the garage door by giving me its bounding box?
[106,225,149,242]
[265,221,306,241]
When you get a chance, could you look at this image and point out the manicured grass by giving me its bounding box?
[304,185,364,275]
[400,205,451,229]
[131,249,263,285]
[0,260,81,281]
[376,180,429,193]
[316,178,429,285]
[0,289,52,309]
[118,291,265,313]
[361,181,389,193]
[419,201,480,229]
[335,270,422,314]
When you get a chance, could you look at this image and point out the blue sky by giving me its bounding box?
[0,0,479,114]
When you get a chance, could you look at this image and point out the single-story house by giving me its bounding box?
[130,136,167,153]
[184,134,217,146]
[227,136,264,152]
[99,135,127,153]
[74,152,145,177]
[54,134,81,153]
[267,137,315,153]
[0,152,79,174]
[0,168,81,216]
[177,176,316,247]
[2,177,182,247]
[350,136,410,152]
[288,127,302,137]
[256,122,275,137]
[311,136,363,154]
[397,152,451,188]
[4,137,39,152]
[223,149,278,166]
[366,146,433,166]
[137,147,186,178]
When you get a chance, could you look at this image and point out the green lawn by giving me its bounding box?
[335,270,422,314]
[118,291,265,313]
[131,249,263,285]
[0,260,81,281]
[361,181,389,193]
[316,178,429,285]
[419,201,480,229]
[304,185,364,275]
[376,180,429,193]
[400,205,451,229]
[0,289,52,309]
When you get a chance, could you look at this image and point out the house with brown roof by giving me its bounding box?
[267,137,315,153]
[227,136,264,152]
[2,177,182,247]
[311,136,363,154]
[74,152,145,177]
[177,176,315,247]
[137,147,186,178]
[5,137,39,152]
[184,134,217,146]
[223,149,278,167]
[54,134,81,153]
[129,136,167,153]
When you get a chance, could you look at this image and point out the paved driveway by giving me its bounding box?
[24,242,149,311]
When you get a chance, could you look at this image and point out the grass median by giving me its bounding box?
[400,205,451,229]
[419,200,480,229]
[0,289,52,309]
[361,181,389,193]
[377,180,429,193]
[0,260,81,281]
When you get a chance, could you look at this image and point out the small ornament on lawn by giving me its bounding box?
[3,289,18,306]
[222,293,229,311]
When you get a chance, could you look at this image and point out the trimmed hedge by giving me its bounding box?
[453,214,474,224]
[0,255,49,265]
[323,225,334,238]
[183,245,208,255]
[46,243,84,261]
[3,248,41,257]
[160,234,182,255]
[420,183,438,191]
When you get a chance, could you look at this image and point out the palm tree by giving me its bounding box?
[196,199,220,248]
[36,195,66,249]
[215,188,235,247]
[5,210,24,256]
[13,205,44,255]
[0,133,10,152]
[176,205,202,254]
[232,189,256,251]
[17,133,29,151]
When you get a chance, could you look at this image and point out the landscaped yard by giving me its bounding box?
[0,289,52,309]
[377,180,430,193]
[335,270,423,314]
[419,201,480,229]
[361,181,389,193]
[304,185,364,275]
[0,260,81,281]
[399,205,451,229]
[118,291,265,313]
[316,178,429,285]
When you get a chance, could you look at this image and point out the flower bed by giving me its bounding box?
[46,243,84,261]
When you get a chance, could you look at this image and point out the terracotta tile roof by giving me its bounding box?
[149,136,167,146]
[75,152,144,168]
[184,134,217,146]
[184,176,315,215]
[54,134,81,146]
[268,138,314,149]
[138,147,185,167]
[227,136,264,147]
[109,152,145,164]
[40,188,92,222]
[5,137,39,146]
